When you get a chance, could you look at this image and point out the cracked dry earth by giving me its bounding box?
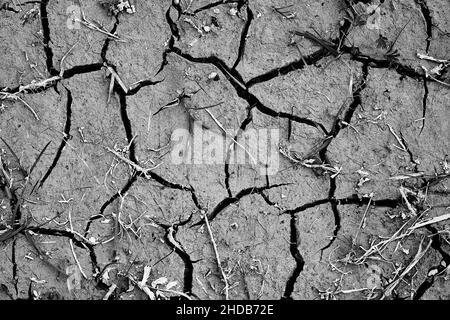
[0,0,449,300]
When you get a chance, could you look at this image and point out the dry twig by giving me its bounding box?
[68,210,88,279]
[106,146,161,178]
[203,214,229,300]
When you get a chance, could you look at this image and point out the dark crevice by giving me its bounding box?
[156,215,195,296]
[232,4,253,70]
[342,63,369,126]
[84,173,138,235]
[246,43,423,89]
[27,227,99,274]
[22,231,67,280]
[281,194,401,216]
[399,132,416,167]
[313,64,369,255]
[12,239,18,295]
[61,63,104,79]
[127,79,164,96]
[282,213,304,299]
[155,37,174,76]
[2,84,53,95]
[40,0,58,76]
[282,198,330,215]
[170,46,247,90]
[415,0,433,53]
[163,226,194,295]
[331,63,369,137]
[112,72,198,208]
[256,102,328,135]
[172,0,183,20]
[224,162,232,198]
[413,276,433,300]
[2,165,22,228]
[419,75,429,135]
[337,17,352,48]
[418,173,450,191]
[190,189,202,211]
[142,171,194,191]
[115,84,136,163]
[166,8,180,40]
[192,183,287,227]
[224,104,254,198]
[0,3,19,13]
[336,194,401,208]
[427,225,450,262]
[316,62,369,160]
[287,106,294,142]
[259,191,277,206]
[320,175,340,255]
[246,48,330,88]
[37,87,73,189]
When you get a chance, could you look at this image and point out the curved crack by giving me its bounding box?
[100,16,120,63]
[37,87,72,189]
[224,103,254,197]
[11,239,18,295]
[84,173,138,235]
[319,174,340,255]
[169,42,329,135]
[246,48,329,88]
[156,215,195,295]
[163,226,194,295]
[415,0,433,53]
[313,63,369,255]
[190,0,247,15]
[232,3,253,70]
[192,183,288,227]
[0,3,19,13]
[282,213,304,299]
[166,7,180,40]
[419,75,429,134]
[27,226,99,274]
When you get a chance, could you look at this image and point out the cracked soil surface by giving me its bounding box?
[0,0,449,300]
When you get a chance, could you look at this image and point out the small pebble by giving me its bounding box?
[229,8,238,16]
[208,72,219,81]
[203,25,211,32]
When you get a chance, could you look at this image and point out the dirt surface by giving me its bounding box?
[0,0,449,300]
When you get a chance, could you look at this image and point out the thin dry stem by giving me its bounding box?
[203,214,229,300]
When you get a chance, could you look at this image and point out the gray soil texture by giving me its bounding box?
[0,0,449,300]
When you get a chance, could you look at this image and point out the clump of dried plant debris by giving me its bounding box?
[99,0,136,16]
